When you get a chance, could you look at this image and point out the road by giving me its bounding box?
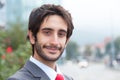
[59,61,120,80]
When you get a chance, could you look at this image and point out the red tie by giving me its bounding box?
[55,74,64,80]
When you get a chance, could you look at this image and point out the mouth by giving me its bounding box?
[44,46,61,54]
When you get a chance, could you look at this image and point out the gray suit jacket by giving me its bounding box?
[7,60,73,80]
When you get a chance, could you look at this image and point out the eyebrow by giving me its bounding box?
[41,28,53,31]
[41,27,67,33]
[59,29,67,33]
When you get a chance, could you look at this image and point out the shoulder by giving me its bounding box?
[7,60,49,80]
[7,68,33,80]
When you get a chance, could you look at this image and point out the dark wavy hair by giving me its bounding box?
[27,4,74,54]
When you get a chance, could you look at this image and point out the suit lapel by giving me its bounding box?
[63,74,73,80]
[24,60,50,80]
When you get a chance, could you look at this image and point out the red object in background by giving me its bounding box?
[6,46,13,53]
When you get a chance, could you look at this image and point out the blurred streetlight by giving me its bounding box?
[109,0,115,68]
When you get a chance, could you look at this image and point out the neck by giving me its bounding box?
[33,52,56,70]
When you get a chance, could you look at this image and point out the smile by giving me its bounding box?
[44,46,60,53]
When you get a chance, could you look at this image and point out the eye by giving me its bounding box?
[58,32,66,38]
[43,30,51,36]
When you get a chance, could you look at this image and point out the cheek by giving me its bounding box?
[37,33,48,42]
[61,39,67,46]
[37,36,49,43]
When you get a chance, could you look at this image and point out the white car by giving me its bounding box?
[78,59,89,68]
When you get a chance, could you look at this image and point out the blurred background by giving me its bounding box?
[0,0,120,80]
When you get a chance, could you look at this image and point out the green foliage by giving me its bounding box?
[0,23,31,80]
[105,42,111,54]
[84,45,92,57]
[114,37,120,56]
[95,48,103,58]
[0,42,31,80]
[7,23,27,50]
[105,36,120,58]
[0,23,27,50]
[66,41,79,60]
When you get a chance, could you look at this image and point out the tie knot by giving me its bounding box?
[55,74,64,80]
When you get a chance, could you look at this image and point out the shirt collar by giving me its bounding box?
[29,56,63,80]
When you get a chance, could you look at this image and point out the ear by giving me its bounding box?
[28,30,35,44]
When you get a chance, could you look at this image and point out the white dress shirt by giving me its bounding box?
[30,56,63,80]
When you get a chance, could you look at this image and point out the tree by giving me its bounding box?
[66,41,79,60]
[105,42,111,55]
[6,23,26,50]
[0,23,30,79]
[95,47,102,58]
[105,36,120,58]
[114,36,120,57]
[84,45,92,57]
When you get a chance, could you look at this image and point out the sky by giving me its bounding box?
[62,0,120,46]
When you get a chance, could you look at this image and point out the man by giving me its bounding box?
[8,4,74,80]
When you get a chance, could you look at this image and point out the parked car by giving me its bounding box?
[77,56,89,68]
[78,59,89,68]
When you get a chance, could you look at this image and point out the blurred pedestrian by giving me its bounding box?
[8,4,74,80]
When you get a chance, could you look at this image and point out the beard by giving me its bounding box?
[34,41,65,61]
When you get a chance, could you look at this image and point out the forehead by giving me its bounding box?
[40,15,67,31]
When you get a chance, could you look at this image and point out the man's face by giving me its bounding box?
[34,15,68,61]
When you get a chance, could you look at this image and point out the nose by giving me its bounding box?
[50,34,59,45]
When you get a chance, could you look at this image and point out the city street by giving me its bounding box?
[59,61,120,80]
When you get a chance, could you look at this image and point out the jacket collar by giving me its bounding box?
[24,60,50,80]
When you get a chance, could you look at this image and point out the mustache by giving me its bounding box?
[43,45,62,50]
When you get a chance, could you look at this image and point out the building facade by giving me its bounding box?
[0,0,6,29]
[5,0,62,28]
